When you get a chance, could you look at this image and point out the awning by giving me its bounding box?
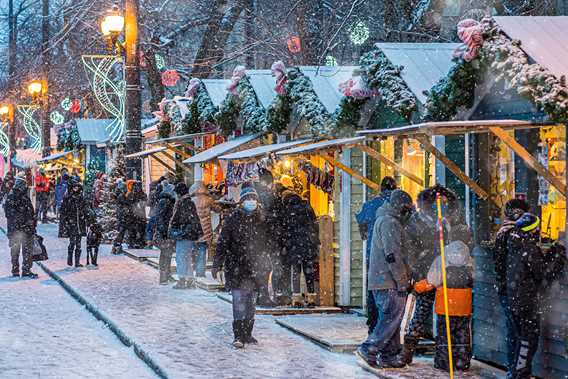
[183,134,260,164]
[125,146,167,159]
[37,150,77,164]
[75,119,112,145]
[145,131,213,145]
[219,139,312,161]
[276,136,365,157]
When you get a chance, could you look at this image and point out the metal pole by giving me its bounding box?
[8,105,15,173]
[124,0,142,179]
[41,0,51,158]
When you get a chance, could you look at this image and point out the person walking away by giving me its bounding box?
[112,179,130,255]
[357,190,414,368]
[426,225,473,371]
[86,218,103,266]
[34,168,50,223]
[280,190,320,307]
[55,173,69,218]
[4,177,38,278]
[146,178,164,246]
[357,176,397,333]
[400,186,456,364]
[155,182,177,284]
[128,181,148,249]
[492,198,530,373]
[59,179,88,267]
[169,182,203,289]
[92,172,104,208]
[212,187,269,348]
[190,181,221,278]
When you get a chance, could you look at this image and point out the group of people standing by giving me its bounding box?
[356,177,565,379]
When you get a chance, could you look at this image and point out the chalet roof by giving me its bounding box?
[202,79,231,106]
[75,119,112,145]
[494,16,568,79]
[375,42,460,104]
[183,134,260,164]
[219,139,311,161]
[299,66,357,113]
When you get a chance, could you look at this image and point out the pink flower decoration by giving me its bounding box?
[161,70,180,87]
[338,77,376,99]
[227,66,246,95]
[453,19,484,62]
[271,61,287,95]
[152,98,170,121]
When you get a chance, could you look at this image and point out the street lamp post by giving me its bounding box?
[28,80,48,156]
[0,104,15,172]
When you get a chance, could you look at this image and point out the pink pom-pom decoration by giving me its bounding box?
[453,19,484,62]
[227,65,246,95]
[152,97,171,121]
[338,77,376,99]
[271,61,287,95]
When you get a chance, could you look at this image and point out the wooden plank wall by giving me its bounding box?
[349,148,365,307]
[472,246,568,378]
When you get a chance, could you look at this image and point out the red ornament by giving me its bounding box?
[287,36,302,54]
[69,99,81,114]
[161,70,180,87]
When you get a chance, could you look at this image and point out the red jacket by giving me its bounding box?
[35,173,50,193]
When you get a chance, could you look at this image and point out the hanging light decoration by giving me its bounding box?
[61,97,72,111]
[69,99,82,114]
[50,110,65,125]
[325,55,338,67]
[350,21,370,45]
[154,54,166,70]
[287,36,302,54]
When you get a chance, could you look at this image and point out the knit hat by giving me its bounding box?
[240,186,258,200]
[175,182,189,196]
[389,189,413,213]
[13,176,27,192]
[515,212,540,232]
[504,199,530,221]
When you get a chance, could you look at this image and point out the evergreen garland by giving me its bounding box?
[266,94,291,134]
[333,96,366,134]
[57,125,82,151]
[158,119,172,138]
[216,93,240,136]
[177,81,217,135]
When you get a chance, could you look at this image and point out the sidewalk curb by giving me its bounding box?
[38,262,170,379]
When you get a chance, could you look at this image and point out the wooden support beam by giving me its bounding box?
[319,154,380,191]
[159,151,194,175]
[416,135,490,201]
[149,153,176,173]
[166,144,190,158]
[356,144,424,187]
[489,126,566,197]
[318,215,334,306]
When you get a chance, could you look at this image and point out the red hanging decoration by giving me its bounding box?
[287,36,302,54]
[161,70,180,87]
[69,99,81,114]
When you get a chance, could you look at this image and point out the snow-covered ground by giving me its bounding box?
[1,221,374,378]
[0,223,157,379]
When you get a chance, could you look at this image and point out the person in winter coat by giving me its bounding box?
[169,182,203,289]
[146,178,165,246]
[3,176,38,278]
[92,172,104,208]
[86,220,103,267]
[280,190,320,307]
[400,185,456,365]
[112,179,130,255]
[1,172,15,203]
[127,180,147,249]
[427,224,474,371]
[357,190,415,368]
[58,179,89,267]
[356,176,397,333]
[35,168,50,223]
[155,182,177,284]
[212,187,269,348]
[493,198,530,374]
[54,173,69,217]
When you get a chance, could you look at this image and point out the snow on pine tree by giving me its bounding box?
[98,151,127,242]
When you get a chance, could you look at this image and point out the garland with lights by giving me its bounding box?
[174,81,217,135]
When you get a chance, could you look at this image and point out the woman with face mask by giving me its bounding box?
[58,179,89,267]
[212,187,271,348]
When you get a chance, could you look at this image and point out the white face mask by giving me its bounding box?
[242,199,258,212]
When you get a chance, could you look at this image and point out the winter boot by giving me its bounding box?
[173,278,187,289]
[244,319,258,344]
[67,251,73,266]
[232,320,245,349]
[377,355,406,369]
[158,253,170,285]
[92,248,98,267]
[21,271,39,279]
[291,293,304,307]
[276,294,291,306]
[356,347,378,368]
[306,293,318,307]
[399,337,418,365]
[86,249,91,266]
[75,250,83,268]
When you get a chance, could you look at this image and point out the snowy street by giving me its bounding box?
[0,221,374,379]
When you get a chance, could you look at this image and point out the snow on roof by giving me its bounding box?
[276,136,365,156]
[75,119,112,145]
[125,146,167,159]
[375,43,460,104]
[202,79,231,106]
[37,149,77,164]
[145,131,212,145]
[246,70,277,108]
[219,139,312,161]
[493,16,568,79]
[183,134,261,164]
[13,148,41,168]
[299,66,358,113]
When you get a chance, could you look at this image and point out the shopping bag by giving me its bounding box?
[32,235,49,262]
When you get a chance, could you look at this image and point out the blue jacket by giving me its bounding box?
[356,190,392,261]
[55,181,68,209]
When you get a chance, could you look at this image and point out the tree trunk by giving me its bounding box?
[190,0,246,78]
[143,43,165,110]
[244,0,255,68]
[295,0,323,65]
[41,0,51,157]
[8,0,16,80]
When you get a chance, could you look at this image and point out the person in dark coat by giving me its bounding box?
[59,179,88,267]
[146,178,165,246]
[54,173,69,217]
[112,179,130,255]
[357,190,414,369]
[1,172,15,203]
[356,176,397,333]
[3,177,38,278]
[155,182,177,284]
[169,182,203,289]
[86,220,103,267]
[212,187,269,348]
[280,190,320,307]
[493,198,530,373]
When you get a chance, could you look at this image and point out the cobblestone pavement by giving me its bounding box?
[0,223,157,379]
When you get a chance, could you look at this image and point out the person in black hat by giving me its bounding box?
[59,179,89,267]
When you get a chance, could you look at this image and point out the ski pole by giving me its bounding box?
[436,193,454,379]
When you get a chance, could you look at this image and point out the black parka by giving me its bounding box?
[154,190,176,242]
[405,211,442,281]
[58,193,89,238]
[168,194,203,241]
[213,207,271,290]
[4,187,36,237]
[280,193,320,265]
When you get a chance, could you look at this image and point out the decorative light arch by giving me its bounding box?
[0,122,10,157]
[17,105,42,152]
[82,54,125,142]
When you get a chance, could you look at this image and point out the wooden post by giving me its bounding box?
[159,151,194,175]
[356,143,424,186]
[318,215,334,306]
[489,126,566,197]
[319,154,380,191]
[149,153,176,174]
